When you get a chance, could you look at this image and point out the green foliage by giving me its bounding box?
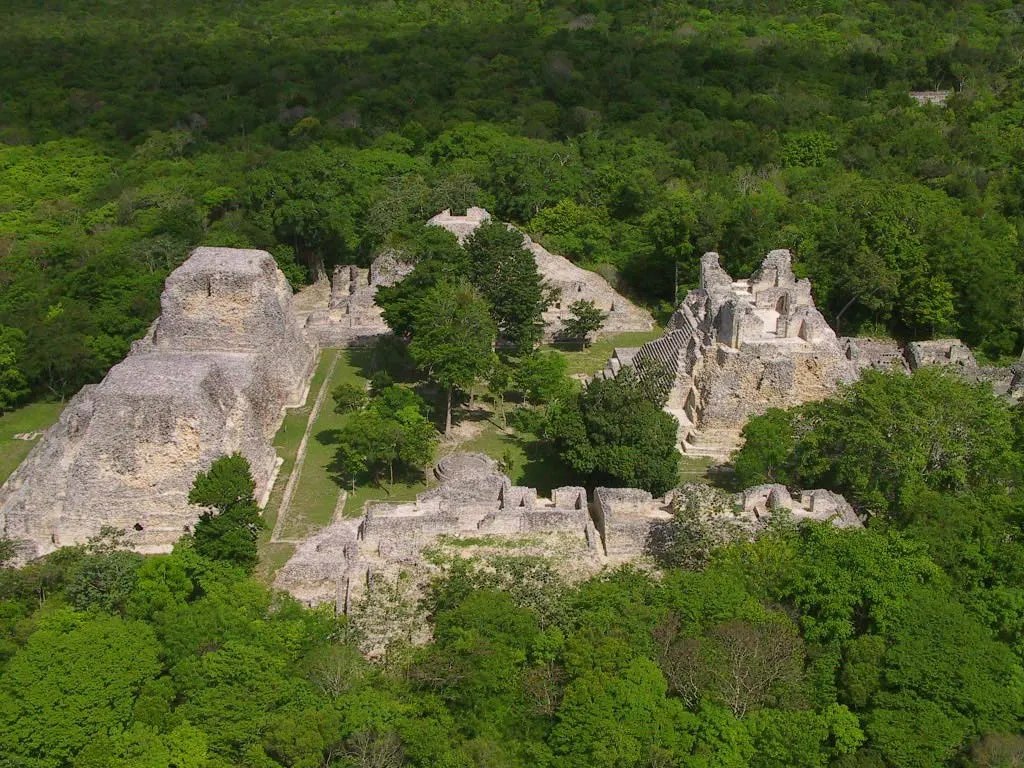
[0,326,29,414]
[560,300,608,348]
[0,612,162,767]
[65,529,144,616]
[408,280,496,433]
[188,454,265,570]
[733,369,1021,517]
[512,349,576,406]
[338,402,438,488]
[550,369,679,495]
[732,408,796,487]
[332,382,368,414]
[464,220,550,352]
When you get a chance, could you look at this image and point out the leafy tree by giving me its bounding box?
[464,220,551,352]
[733,369,1021,518]
[339,405,438,488]
[65,528,144,615]
[550,369,679,495]
[408,280,495,434]
[0,325,29,412]
[187,453,265,569]
[731,408,796,486]
[560,300,607,349]
[0,612,162,767]
[333,382,368,414]
[513,349,576,406]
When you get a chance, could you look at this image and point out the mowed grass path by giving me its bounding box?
[0,401,64,484]
[260,350,337,534]
[548,328,663,377]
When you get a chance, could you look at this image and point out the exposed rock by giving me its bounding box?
[910,90,951,106]
[0,248,317,560]
[841,337,910,374]
[906,338,978,371]
[274,451,858,610]
[303,250,413,347]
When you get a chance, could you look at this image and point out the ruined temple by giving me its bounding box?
[303,250,414,347]
[0,248,317,559]
[602,250,856,459]
[428,208,654,340]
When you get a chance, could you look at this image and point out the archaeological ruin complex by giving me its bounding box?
[429,207,655,340]
[2,218,1020,604]
[601,250,857,459]
[301,208,653,347]
[0,248,316,559]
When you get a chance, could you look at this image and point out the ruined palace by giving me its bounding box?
[602,250,856,459]
[303,250,413,347]
[274,452,860,610]
[0,248,316,559]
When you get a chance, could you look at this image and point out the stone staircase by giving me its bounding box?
[679,428,744,459]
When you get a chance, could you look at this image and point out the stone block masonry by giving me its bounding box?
[0,248,317,560]
[601,249,856,460]
[275,451,859,609]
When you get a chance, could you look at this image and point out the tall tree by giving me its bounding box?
[464,220,550,352]
[408,280,495,434]
[187,454,265,569]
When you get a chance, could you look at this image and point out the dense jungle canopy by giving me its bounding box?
[3,0,1024,404]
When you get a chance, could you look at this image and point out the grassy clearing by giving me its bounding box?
[548,328,663,377]
[261,350,338,533]
[0,401,64,484]
[281,349,432,535]
[454,412,579,495]
[254,542,296,584]
[679,456,716,485]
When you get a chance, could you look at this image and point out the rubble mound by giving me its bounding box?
[428,207,654,340]
[0,247,317,560]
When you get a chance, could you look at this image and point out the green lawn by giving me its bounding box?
[255,542,296,584]
[679,455,715,486]
[548,328,664,377]
[261,349,338,533]
[280,349,432,536]
[455,415,579,495]
[0,401,64,484]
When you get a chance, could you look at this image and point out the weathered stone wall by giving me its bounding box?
[0,248,317,560]
[275,452,862,609]
[303,251,413,347]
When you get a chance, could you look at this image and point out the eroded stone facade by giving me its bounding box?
[275,452,860,610]
[0,248,317,559]
[602,250,856,459]
[303,250,413,347]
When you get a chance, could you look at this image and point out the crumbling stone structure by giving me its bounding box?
[275,451,860,609]
[428,208,654,340]
[602,250,856,458]
[303,250,413,346]
[0,248,317,559]
[841,337,1022,398]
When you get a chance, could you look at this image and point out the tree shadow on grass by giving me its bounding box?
[519,437,579,496]
[315,429,343,447]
